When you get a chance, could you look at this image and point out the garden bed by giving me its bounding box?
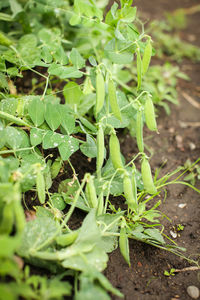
[0,0,199,299]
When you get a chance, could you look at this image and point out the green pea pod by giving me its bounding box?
[14,201,26,234]
[108,79,122,121]
[136,109,144,153]
[144,95,157,132]
[131,164,138,205]
[96,126,104,179]
[119,224,130,266]
[142,39,152,75]
[123,174,136,211]
[0,111,31,127]
[56,230,79,246]
[0,31,12,47]
[0,203,14,234]
[86,174,98,208]
[79,116,97,133]
[12,183,26,234]
[97,191,104,216]
[95,72,105,115]
[109,133,123,170]
[141,157,157,195]
[136,49,142,90]
[51,158,62,179]
[36,170,46,204]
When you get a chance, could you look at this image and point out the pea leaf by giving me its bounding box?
[48,63,83,79]
[63,82,83,106]
[58,136,79,160]
[144,228,165,245]
[0,98,18,115]
[105,39,133,64]
[17,216,60,257]
[70,48,85,69]
[30,128,44,146]
[44,103,61,131]
[0,122,5,148]
[61,210,108,272]
[80,135,97,158]
[5,126,23,149]
[0,235,21,258]
[42,131,65,149]
[58,105,75,134]
[28,97,45,127]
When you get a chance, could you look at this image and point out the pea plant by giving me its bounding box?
[0,0,199,299]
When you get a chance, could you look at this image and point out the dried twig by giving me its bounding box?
[182,92,200,109]
[179,121,200,128]
[174,266,200,273]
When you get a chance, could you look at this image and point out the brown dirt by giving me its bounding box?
[104,0,200,299]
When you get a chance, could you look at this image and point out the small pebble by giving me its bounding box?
[178,203,187,208]
[187,285,200,299]
[189,142,196,151]
[170,230,177,239]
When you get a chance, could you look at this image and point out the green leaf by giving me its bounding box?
[121,6,136,23]
[76,280,111,300]
[105,39,133,64]
[44,103,61,131]
[97,214,120,253]
[5,127,23,149]
[58,105,75,134]
[0,98,18,115]
[78,94,96,116]
[48,63,83,79]
[0,122,5,148]
[0,235,20,258]
[9,0,23,17]
[42,131,65,149]
[73,0,103,21]
[62,247,108,272]
[62,210,108,272]
[28,97,45,127]
[70,48,85,69]
[63,82,83,106]
[17,34,40,67]
[53,46,68,65]
[30,128,44,147]
[144,228,165,245]
[0,72,8,89]
[58,136,79,160]
[69,13,81,26]
[80,135,97,158]
[41,46,52,64]
[17,216,60,257]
